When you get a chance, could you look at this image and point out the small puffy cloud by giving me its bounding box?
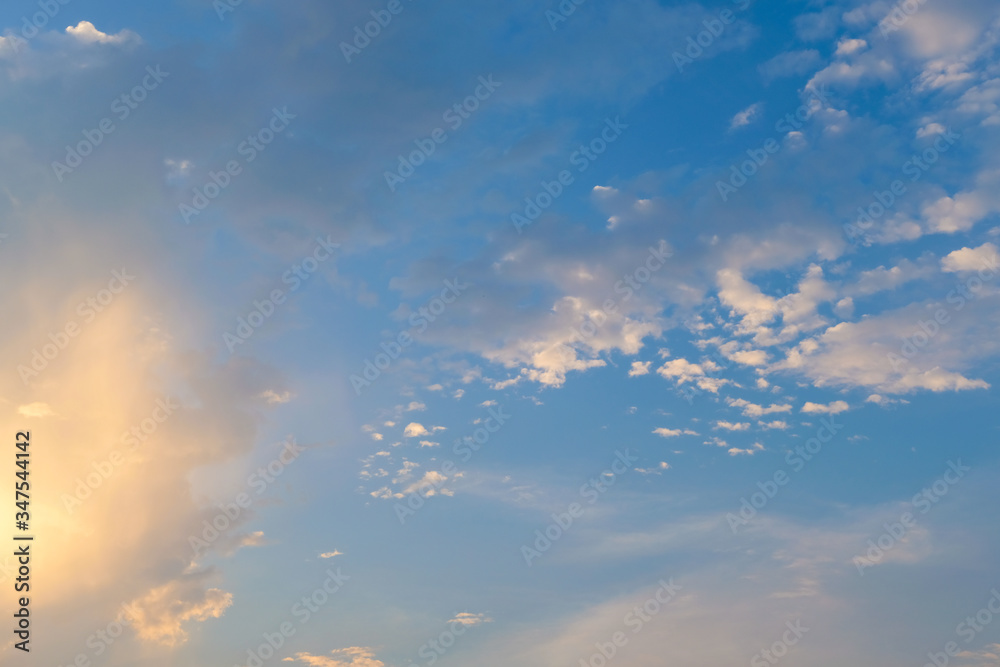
[449,612,492,626]
[652,427,697,438]
[728,443,765,456]
[726,397,791,417]
[405,401,426,412]
[715,421,750,431]
[801,400,849,414]
[418,440,439,448]
[917,123,946,138]
[629,361,652,376]
[259,390,293,404]
[17,402,56,418]
[835,38,867,56]
[730,102,762,130]
[758,420,789,430]
[126,581,232,646]
[657,358,706,383]
[940,242,999,273]
[635,462,671,474]
[402,471,449,497]
[319,550,344,559]
[403,423,429,437]
[66,21,141,46]
[283,647,385,667]
[164,158,193,181]
[728,349,770,366]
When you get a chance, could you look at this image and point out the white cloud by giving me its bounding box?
[770,310,992,395]
[940,242,999,273]
[629,361,652,376]
[801,400,849,415]
[726,397,791,417]
[916,122,946,138]
[65,21,141,46]
[835,38,867,56]
[715,421,750,431]
[653,427,697,438]
[729,102,763,130]
[319,550,344,559]
[402,471,450,497]
[126,581,232,646]
[449,612,492,626]
[402,423,443,437]
[728,442,765,456]
[848,259,936,296]
[657,358,706,383]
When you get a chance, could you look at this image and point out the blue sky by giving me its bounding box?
[2,0,1000,665]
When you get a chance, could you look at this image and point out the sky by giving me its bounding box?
[2,0,1000,665]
